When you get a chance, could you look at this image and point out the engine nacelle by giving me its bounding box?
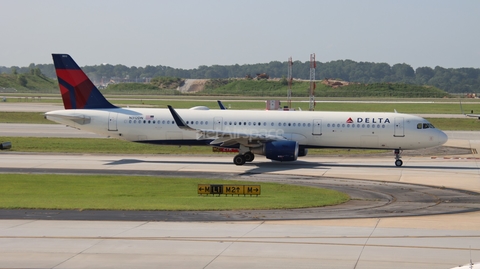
[251,140,299,162]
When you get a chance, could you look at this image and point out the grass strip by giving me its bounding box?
[0,174,349,211]
[0,112,51,124]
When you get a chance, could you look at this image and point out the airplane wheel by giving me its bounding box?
[233,154,246,166]
[395,159,403,167]
[244,152,255,162]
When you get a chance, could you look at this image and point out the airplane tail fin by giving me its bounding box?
[52,54,117,109]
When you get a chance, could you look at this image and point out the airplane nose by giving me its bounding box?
[438,131,448,145]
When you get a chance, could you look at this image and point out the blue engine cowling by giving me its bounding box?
[264,140,299,162]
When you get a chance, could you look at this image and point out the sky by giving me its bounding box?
[1,0,480,69]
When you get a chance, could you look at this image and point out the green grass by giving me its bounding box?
[0,73,57,92]
[0,112,51,124]
[427,118,480,131]
[0,174,349,210]
[200,79,449,98]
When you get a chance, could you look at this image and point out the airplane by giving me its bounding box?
[45,54,448,167]
[460,99,480,119]
[451,257,480,269]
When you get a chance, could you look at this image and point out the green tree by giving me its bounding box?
[392,63,415,79]
[17,74,27,87]
[34,68,43,77]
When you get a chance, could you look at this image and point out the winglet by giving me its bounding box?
[217,100,227,110]
[167,105,195,131]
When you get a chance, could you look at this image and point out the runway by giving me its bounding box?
[1,120,480,267]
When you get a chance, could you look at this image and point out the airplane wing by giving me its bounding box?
[465,114,480,119]
[167,105,286,147]
[459,99,480,119]
[450,262,480,269]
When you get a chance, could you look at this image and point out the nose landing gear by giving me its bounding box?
[394,149,403,167]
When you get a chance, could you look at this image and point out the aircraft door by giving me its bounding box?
[312,119,322,136]
[108,112,118,131]
[394,117,404,137]
[214,117,223,131]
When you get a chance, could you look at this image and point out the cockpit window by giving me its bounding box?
[418,123,435,129]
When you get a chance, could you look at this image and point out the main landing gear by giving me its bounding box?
[394,149,403,167]
[233,152,255,166]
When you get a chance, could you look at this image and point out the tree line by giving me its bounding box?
[1,60,479,93]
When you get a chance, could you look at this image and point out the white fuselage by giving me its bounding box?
[45,107,448,151]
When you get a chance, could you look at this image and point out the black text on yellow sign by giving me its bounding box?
[198,184,261,196]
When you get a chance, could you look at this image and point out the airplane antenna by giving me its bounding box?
[309,53,316,111]
[287,56,293,110]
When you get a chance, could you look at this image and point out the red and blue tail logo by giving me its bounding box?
[52,54,117,109]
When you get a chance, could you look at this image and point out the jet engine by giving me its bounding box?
[251,140,299,162]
